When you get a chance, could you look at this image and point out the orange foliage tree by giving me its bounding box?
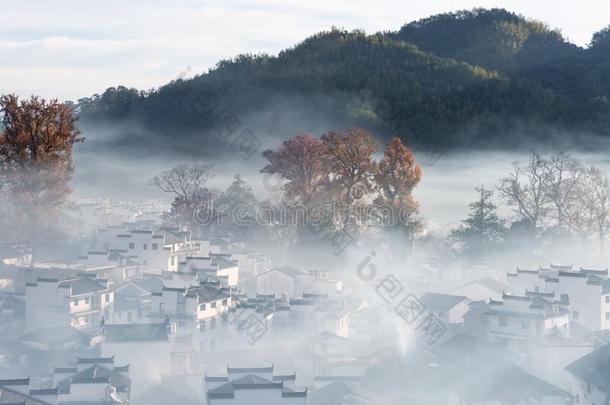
[0,95,83,257]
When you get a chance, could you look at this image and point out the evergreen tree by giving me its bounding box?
[453,186,505,254]
[215,175,259,239]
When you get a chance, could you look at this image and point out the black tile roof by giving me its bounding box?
[59,277,108,296]
[565,343,610,390]
[207,374,306,399]
[419,293,468,311]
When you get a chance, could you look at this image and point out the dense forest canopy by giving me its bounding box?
[76,8,610,155]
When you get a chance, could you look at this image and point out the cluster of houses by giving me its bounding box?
[0,218,357,404]
[397,264,610,405]
[3,209,610,404]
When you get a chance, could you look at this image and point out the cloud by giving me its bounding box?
[1,0,606,100]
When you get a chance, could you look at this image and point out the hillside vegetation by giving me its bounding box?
[76,8,610,153]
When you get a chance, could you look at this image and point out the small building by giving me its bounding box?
[24,275,113,332]
[256,266,341,298]
[61,276,114,330]
[507,266,610,331]
[486,293,570,363]
[451,277,508,301]
[53,355,131,404]
[419,293,470,324]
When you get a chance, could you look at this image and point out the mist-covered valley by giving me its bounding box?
[4,4,610,405]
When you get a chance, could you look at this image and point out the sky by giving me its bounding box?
[1,0,608,101]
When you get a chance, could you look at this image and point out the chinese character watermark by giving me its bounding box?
[355,252,447,345]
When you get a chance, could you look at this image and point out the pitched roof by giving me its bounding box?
[472,277,508,294]
[59,277,107,296]
[419,293,468,311]
[68,364,130,390]
[194,284,230,303]
[565,343,610,390]
[207,374,306,399]
[0,386,52,405]
[453,357,571,401]
[259,265,307,279]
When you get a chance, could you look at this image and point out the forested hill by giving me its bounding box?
[76,8,610,154]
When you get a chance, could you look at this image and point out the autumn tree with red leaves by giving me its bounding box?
[0,95,83,259]
[374,137,422,257]
[321,128,378,206]
[261,133,329,205]
[376,137,421,203]
[262,129,423,255]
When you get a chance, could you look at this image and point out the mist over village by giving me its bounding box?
[4,2,610,404]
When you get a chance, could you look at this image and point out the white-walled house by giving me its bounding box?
[256,266,342,298]
[25,277,71,332]
[205,366,307,405]
[167,239,220,272]
[486,293,570,363]
[177,254,239,287]
[24,275,113,332]
[419,293,470,324]
[507,266,610,331]
[60,276,113,330]
[450,277,509,301]
[256,266,309,297]
[229,250,269,276]
[565,343,610,405]
[53,356,131,404]
[147,282,233,368]
[91,226,171,273]
[507,268,548,297]
[237,293,351,339]
[0,355,131,405]
[112,278,159,324]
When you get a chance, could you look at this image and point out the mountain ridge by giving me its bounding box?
[75,8,610,155]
